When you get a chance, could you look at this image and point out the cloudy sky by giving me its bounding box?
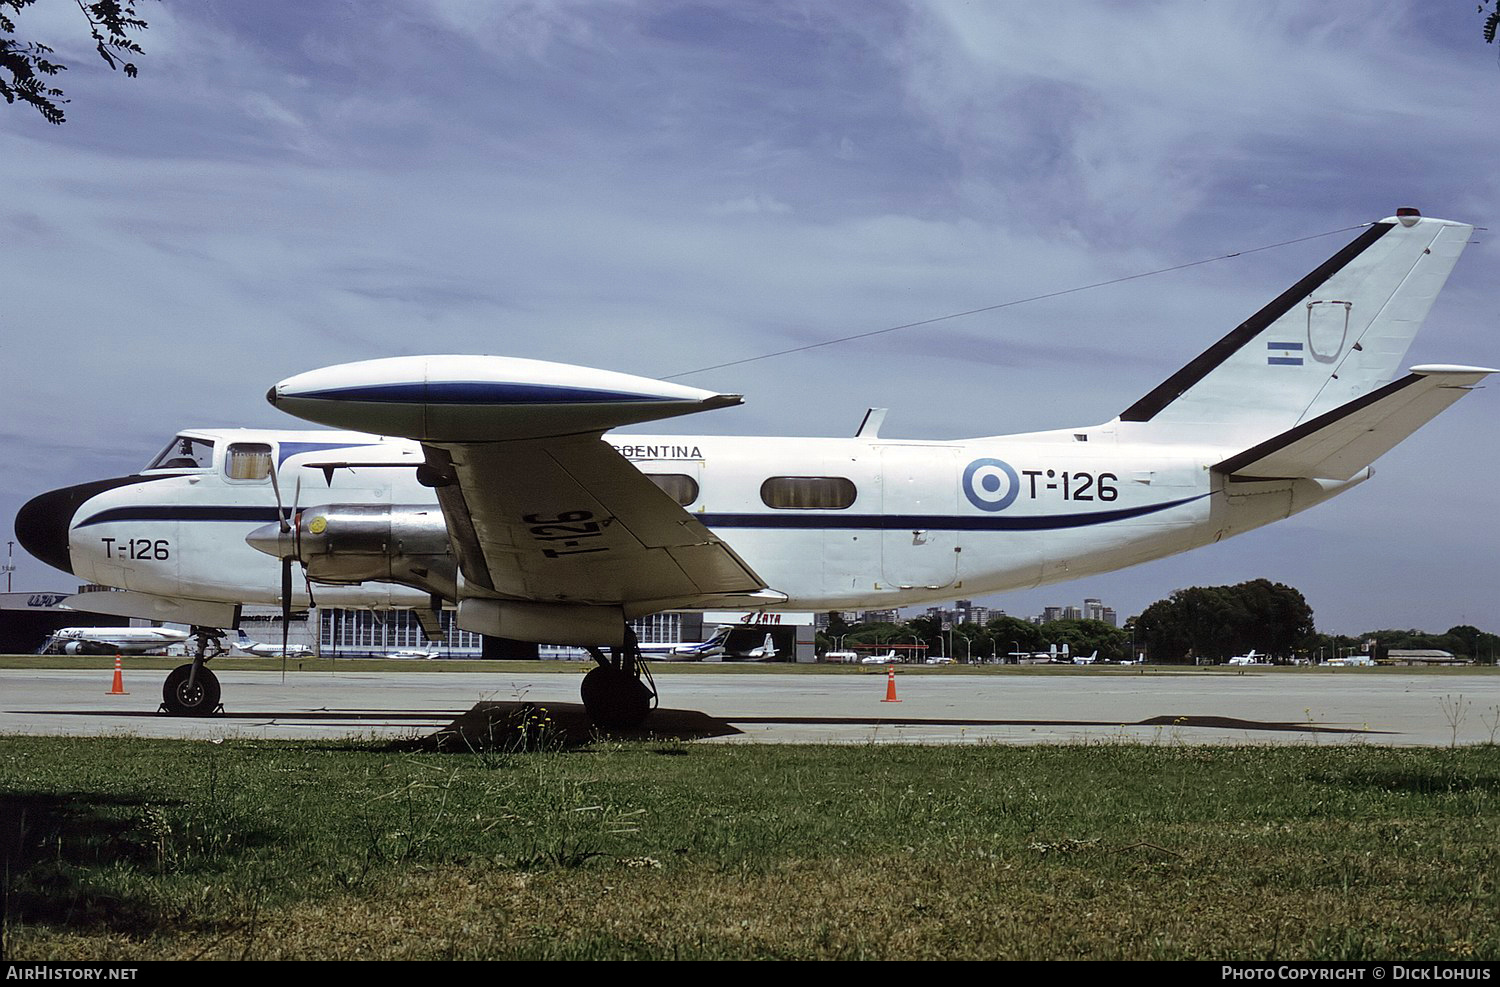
[3,1,1496,635]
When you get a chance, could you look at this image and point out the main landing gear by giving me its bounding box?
[582,630,657,729]
[160,624,228,716]
[162,654,222,716]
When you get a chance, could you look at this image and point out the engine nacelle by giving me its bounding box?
[246,504,457,600]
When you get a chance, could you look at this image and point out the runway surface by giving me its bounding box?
[3,665,1498,746]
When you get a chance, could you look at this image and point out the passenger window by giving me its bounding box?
[225,443,273,481]
[646,473,699,506]
[760,476,857,510]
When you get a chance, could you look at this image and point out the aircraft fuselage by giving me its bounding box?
[30,423,1363,617]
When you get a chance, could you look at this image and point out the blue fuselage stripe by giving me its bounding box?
[76,494,1206,532]
[295,382,675,405]
[77,506,284,528]
[699,495,1206,530]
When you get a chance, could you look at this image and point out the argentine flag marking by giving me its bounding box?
[1267,341,1304,366]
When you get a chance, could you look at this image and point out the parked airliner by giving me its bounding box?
[15,210,1490,726]
[230,629,315,659]
[638,624,732,660]
[40,626,191,656]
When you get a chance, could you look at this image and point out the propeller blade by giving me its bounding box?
[281,555,293,683]
[268,462,291,534]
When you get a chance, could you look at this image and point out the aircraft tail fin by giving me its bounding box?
[1120,212,1473,443]
[1213,365,1494,480]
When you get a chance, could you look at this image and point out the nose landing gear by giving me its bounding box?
[161,655,222,716]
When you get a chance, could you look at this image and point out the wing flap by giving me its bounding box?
[1214,366,1494,480]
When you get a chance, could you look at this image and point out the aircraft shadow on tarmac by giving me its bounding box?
[22,703,1389,749]
[389,705,1394,751]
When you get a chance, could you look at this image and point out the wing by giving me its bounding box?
[270,355,774,615]
[424,434,765,610]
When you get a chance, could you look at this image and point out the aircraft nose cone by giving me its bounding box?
[15,486,81,575]
[15,474,177,578]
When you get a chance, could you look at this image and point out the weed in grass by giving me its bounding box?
[1439,694,1470,747]
[365,760,464,866]
[1484,705,1500,746]
[477,703,566,757]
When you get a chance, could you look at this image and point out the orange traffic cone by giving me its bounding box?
[108,654,129,695]
[881,665,901,703]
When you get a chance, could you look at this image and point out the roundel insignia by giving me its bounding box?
[309,515,328,535]
[962,458,1020,512]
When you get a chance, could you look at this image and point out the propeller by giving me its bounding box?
[268,463,315,681]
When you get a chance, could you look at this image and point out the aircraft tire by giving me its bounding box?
[580,665,651,729]
[162,664,221,716]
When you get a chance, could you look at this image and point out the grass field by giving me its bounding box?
[2,736,1496,960]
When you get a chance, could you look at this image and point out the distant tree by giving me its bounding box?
[1036,618,1130,662]
[1448,625,1500,664]
[1,0,149,124]
[1134,579,1314,662]
[949,621,990,663]
[843,621,908,652]
[823,611,850,640]
[1363,625,1500,664]
[906,614,943,657]
[1304,631,1360,660]
[985,615,1044,660]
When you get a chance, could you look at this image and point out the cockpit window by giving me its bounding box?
[225,443,273,481]
[146,435,215,471]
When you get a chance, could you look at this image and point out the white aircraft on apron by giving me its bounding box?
[15,210,1491,726]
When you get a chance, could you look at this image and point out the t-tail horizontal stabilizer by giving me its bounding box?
[1213,365,1495,481]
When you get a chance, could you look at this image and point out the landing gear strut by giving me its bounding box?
[162,654,222,716]
[189,625,226,659]
[581,629,656,729]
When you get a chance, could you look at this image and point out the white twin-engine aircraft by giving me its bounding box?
[14,210,1492,726]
